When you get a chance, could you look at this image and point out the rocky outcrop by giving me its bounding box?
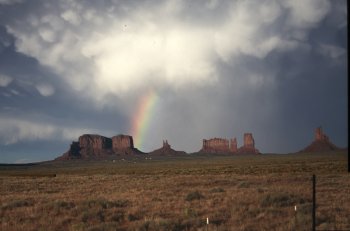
[237,133,260,154]
[299,127,340,153]
[230,138,238,153]
[149,140,187,156]
[200,133,259,154]
[79,135,112,157]
[56,134,143,160]
[57,141,81,160]
[112,135,134,150]
[315,127,330,142]
[200,138,237,153]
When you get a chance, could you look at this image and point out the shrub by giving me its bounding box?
[1,199,34,210]
[110,211,124,222]
[288,203,313,230]
[184,208,198,218]
[261,193,308,207]
[81,209,105,223]
[84,199,129,209]
[134,219,186,231]
[210,188,225,193]
[237,182,250,188]
[185,191,204,201]
[127,213,138,221]
[53,201,75,210]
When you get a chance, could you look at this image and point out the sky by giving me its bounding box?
[0,0,347,163]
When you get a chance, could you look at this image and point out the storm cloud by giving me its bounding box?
[0,0,347,163]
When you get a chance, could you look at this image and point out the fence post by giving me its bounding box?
[312,174,316,231]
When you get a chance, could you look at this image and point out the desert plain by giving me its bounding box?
[0,151,349,231]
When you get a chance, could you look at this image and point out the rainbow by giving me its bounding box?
[130,90,158,150]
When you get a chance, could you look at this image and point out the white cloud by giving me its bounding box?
[61,9,81,26]
[259,0,282,24]
[38,27,56,43]
[283,0,331,28]
[0,117,106,145]
[213,1,294,60]
[5,0,332,104]
[0,118,58,144]
[36,83,55,96]
[0,74,12,87]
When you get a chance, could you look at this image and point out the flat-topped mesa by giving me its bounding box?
[237,133,260,154]
[203,138,229,152]
[56,134,142,160]
[299,127,339,153]
[201,137,237,153]
[79,134,112,157]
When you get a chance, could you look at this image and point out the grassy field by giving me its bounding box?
[0,151,349,231]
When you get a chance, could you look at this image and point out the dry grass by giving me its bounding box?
[0,152,349,230]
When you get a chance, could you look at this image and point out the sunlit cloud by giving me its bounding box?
[36,83,55,96]
[5,0,333,102]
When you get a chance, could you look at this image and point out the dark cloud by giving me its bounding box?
[0,0,347,162]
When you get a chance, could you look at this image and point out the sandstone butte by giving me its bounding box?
[57,132,260,160]
[56,134,144,160]
[56,135,188,160]
[148,140,187,156]
[200,133,260,154]
[299,127,341,153]
[55,127,343,160]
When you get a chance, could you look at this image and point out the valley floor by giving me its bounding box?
[0,152,349,230]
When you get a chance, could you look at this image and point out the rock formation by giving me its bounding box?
[201,138,231,153]
[230,138,238,153]
[60,141,80,159]
[237,133,260,154]
[56,134,143,160]
[162,140,171,149]
[299,127,340,153]
[315,127,329,141]
[200,133,259,154]
[112,135,134,151]
[149,140,187,156]
[79,135,112,157]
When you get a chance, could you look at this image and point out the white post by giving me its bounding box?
[294,205,298,229]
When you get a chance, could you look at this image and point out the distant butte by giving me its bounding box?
[237,133,260,154]
[200,133,260,154]
[55,126,344,160]
[149,140,187,156]
[299,127,340,153]
[56,134,143,160]
[200,137,236,153]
